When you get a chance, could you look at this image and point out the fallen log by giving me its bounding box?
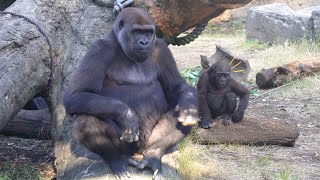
[256,57,320,89]
[0,108,51,140]
[196,114,299,147]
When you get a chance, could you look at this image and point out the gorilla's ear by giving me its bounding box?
[200,55,210,69]
[207,66,213,74]
[119,20,124,30]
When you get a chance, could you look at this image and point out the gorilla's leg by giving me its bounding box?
[222,92,237,125]
[137,111,192,179]
[200,94,224,129]
[74,115,134,179]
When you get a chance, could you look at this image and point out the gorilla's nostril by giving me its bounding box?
[139,40,149,46]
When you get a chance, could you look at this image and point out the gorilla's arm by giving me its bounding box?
[63,40,139,140]
[196,72,213,122]
[157,40,199,126]
[230,78,250,122]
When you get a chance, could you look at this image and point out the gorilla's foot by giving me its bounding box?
[199,118,213,129]
[152,169,163,180]
[137,158,163,180]
[110,159,130,180]
[137,148,163,179]
[222,114,232,126]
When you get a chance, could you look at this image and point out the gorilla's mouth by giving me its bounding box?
[135,48,151,52]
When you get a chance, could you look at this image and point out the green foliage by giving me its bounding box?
[180,66,203,86]
[255,156,271,166]
[240,40,268,50]
[273,169,299,180]
[249,89,261,97]
[0,162,43,180]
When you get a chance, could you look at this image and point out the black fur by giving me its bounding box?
[197,61,250,129]
[63,7,199,179]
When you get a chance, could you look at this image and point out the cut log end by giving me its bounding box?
[256,69,275,89]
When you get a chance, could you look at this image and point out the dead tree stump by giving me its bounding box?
[201,45,251,81]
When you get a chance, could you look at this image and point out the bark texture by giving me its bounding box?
[0,108,51,139]
[197,114,300,147]
[0,3,51,130]
[135,0,252,36]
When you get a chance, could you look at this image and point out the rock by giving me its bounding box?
[196,114,300,147]
[59,142,180,180]
[312,9,320,41]
[200,45,251,82]
[246,3,319,44]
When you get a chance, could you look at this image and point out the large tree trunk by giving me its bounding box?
[0,0,252,179]
[0,6,50,129]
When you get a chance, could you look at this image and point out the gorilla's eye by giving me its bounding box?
[217,73,229,78]
[146,30,154,36]
[132,29,140,35]
[119,20,124,30]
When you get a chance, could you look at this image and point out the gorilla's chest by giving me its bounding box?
[106,58,158,85]
[207,85,231,95]
[102,58,167,113]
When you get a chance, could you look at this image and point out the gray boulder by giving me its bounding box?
[312,9,320,41]
[246,3,319,44]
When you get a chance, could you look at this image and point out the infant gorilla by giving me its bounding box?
[197,60,250,129]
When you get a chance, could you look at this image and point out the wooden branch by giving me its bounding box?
[256,57,320,89]
[135,0,252,36]
[196,114,299,147]
[0,109,51,140]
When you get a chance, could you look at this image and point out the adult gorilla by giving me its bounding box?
[63,7,199,180]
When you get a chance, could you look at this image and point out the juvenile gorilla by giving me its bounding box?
[197,61,250,129]
[63,8,199,180]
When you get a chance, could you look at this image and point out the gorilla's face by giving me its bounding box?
[208,61,231,89]
[114,8,156,63]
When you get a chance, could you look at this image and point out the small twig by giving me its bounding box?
[251,81,296,102]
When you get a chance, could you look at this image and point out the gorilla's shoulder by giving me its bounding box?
[90,38,113,52]
[86,36,118,58]
[155,38,168,48]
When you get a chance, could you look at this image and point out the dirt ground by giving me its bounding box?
[1,22,320,179]
[169,25,320,179]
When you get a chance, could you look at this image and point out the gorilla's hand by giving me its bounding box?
[232,110,244,123]
[175,105,199,126]
[119,109,139,142]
